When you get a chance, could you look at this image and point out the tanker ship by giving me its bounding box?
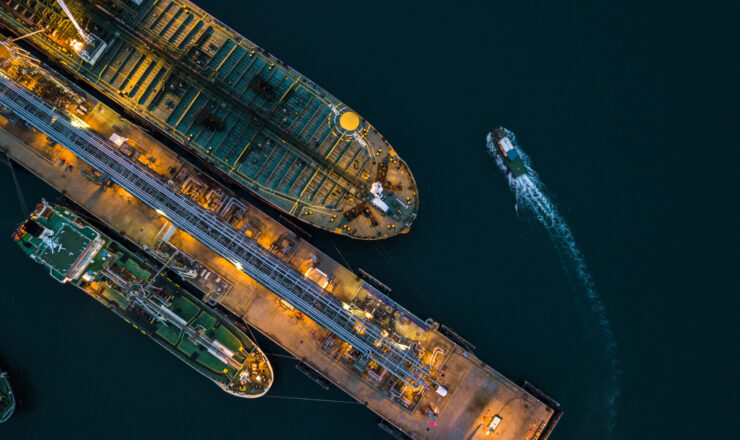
[13,201,273,397]
[0,0,419,239]
[0,366,14,423]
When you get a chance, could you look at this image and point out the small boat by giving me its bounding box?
[490,127,527,178]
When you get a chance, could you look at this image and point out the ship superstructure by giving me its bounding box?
[14,201,273,397]
[0,0,419,239]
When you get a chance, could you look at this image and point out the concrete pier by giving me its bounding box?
[0,58,559,440]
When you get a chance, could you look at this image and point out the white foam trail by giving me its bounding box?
[487,132,621,435]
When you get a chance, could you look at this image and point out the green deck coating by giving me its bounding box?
[213,325,242,352]
[113,255,151,282]
[171,296,199,322]
[194,312,217,330]
[155,323,182,346]
[102,286,129,309]
[177,338,199,357]
[85,246,113,274]
[197,351,227,372]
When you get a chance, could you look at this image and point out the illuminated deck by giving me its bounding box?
[0,44,559,439]
[0,0,419,239]
[14,202,273,397]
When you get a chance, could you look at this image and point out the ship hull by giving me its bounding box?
[13,202,274,398]
[0,0,419,239]
[491,127,527,178]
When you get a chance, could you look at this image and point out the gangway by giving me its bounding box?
[0,72,435,389]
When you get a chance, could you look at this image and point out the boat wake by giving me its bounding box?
[486,131,620,436]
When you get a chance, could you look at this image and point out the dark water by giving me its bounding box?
[1,1,738,439]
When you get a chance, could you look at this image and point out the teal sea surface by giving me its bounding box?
[0,1,737,439]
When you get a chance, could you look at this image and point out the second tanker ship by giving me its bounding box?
[14,200,273,397]
[0,0,419,239]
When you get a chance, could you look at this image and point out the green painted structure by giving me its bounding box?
[14,201,273,397]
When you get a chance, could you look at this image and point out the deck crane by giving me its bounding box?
[0,38,40,64]
[54,0,107,65]
[7,27,48,43]
[1,27,47,61]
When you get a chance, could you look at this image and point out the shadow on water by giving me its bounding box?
[486,131,621,438]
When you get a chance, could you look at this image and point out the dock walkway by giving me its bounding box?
[0,67,558,439]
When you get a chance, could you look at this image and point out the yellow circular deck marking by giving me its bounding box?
[339,111,360,131]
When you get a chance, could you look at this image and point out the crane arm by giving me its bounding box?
[55,0,89,42]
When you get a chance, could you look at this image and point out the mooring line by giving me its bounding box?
[6,154,28,215]
[265,395,359,404]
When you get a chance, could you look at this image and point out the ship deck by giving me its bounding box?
[0,55,558,439]
[0,0,419,239]
[23,208,100,281]
[14,203,273,396]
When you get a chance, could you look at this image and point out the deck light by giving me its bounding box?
[69,117,88,129]
[70,39,84,53]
